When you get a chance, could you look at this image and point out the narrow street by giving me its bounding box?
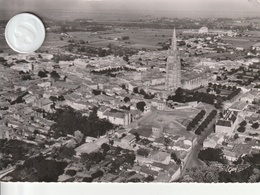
[180,117,217,178]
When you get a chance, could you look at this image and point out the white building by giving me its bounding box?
[215,110,238,135]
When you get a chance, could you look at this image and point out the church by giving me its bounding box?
[165,29,208,92]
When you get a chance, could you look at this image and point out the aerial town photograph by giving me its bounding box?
[0,0,260,183]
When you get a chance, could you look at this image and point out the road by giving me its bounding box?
[180,117,217,178]
[0,167,15,180]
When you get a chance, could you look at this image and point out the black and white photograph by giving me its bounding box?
[0,0,260,184]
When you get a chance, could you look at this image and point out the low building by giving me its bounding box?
[97,107,131,126]
[215,110,238,135]
[75,142,100,155]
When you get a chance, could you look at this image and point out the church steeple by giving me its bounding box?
[171,28,177,51]
[165,28,181,92]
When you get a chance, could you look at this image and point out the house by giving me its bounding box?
[0,125,11,140]
[75,142,100,156]
[203,133,225,148]
[222,144,252,162]
[149,151,171,165]
[130,127,153,140]
[215,110,238,135]
[94,138,109,147]
[144,104,151,114]
[113,134,136,150]
[33,99,53,112]
[97,107,131,126]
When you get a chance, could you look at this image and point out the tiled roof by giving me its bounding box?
[130,127,152,138]
[122,134,136,142]
[216,119,232,127]
[149,151,170,162]
[140,166,159,177]
[103,110,125,119]
[232,144,252,156]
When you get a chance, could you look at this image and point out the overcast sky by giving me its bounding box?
[1,0,260,18]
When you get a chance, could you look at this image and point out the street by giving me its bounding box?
[180,117,217,178]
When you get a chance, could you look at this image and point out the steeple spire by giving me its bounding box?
[171,28,177,51]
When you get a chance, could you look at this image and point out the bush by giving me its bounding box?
[237,126,246,133]
[240,120,247,127]
[66,169,77,176]
[137,148,149,157]
[198,148,226,164]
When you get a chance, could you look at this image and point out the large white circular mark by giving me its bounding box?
[5,13,45,53]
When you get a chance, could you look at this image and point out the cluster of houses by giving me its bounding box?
[203,87,260,162]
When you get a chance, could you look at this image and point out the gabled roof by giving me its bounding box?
[216,119,232,127]
[149,151,170,162]
[103,110,125,119]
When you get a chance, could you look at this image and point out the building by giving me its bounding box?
[97,107,131,126]
[215,110,238,135]
[165,29,181,92]
[198,26,209,34]
[182,73,208,90]
[165,28,208,91]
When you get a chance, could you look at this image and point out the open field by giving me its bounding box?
[221,36,257,49]
[67,28,182,49]
[137,108,202,137]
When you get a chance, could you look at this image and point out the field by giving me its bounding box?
[137,108,202,137]
[221,36,256,49]
[65,28,183,50]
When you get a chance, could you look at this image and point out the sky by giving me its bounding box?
[1,0,260,19]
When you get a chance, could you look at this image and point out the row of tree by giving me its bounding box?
[91,66,136,74]
[195,110,218,135]
[226,88,242,101]
[133,87,155,99]
[187,110,206,131]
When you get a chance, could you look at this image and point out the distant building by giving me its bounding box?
[165,29,181,92]
[181,73,208,90]
[97,106,131,126]
[215,110,238,135]
[198,26,209,34]
[165,28,208,91]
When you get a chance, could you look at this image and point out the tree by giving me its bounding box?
[124,97,130,103]
[82,177,93,182]
[121,84,126,90]
[136,101,146,112]
[237,126,246,133]
[182,166,219,183]
[139,89,146,95]
[251,122,259,129]
[171,152,181,164]
[234,133,239,139]
[49,96,58,102]
[198,148,226,164]
[137,148,149,157]
[66,169,77,176]
[134,132,140,141]
[91,170,104,179]
[240,120,247,127]
[133,87,139,94]
[50,71,60,81]
[74,130,84,144]
[127,178,141,182]
[92,90,102,96]
[38,70,48,78]
[101,143,110,154]
[57,146,76,159]
[124,152,136,165]
[144,175,154,182]
[123,55,129,62]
